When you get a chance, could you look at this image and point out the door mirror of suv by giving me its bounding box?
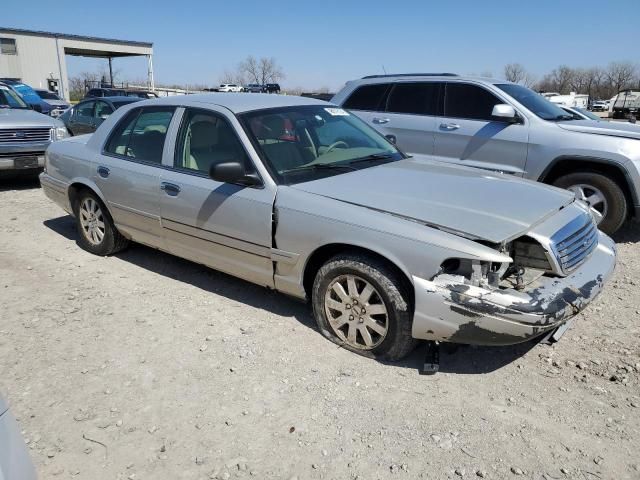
[491,104,519,122]
[209,161,261,186]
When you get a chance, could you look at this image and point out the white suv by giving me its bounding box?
[217,84,243,92]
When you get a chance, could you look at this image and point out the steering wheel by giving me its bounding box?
[325,140,349,154]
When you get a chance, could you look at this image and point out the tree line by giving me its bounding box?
[503,61,639,100]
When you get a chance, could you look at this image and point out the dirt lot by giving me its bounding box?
[1,178,639,480]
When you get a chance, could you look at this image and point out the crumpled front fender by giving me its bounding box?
[411,232,616,345]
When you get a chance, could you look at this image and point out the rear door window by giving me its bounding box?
[445,83,503,121]
[343,83,391,111]
[105,107,175,164]
[386,82,441,115]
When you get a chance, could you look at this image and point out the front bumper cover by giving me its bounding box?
[412,232,616,345]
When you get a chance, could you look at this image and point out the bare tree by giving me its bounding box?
[504,63,527,83]
[68,71,102,101]
[503,63,536,88]
[219,69,246,85]
[239,55,284,85]
[606,61,636,94]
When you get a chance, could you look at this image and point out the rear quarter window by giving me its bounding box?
[343,83,391,111]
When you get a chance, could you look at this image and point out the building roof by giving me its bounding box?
[145,92,331,113]
[0,27,152,48]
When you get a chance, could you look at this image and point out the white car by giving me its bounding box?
[217,84,243,92]
[0,395,37,479]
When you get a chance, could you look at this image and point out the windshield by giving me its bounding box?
[11,83,42,103]
[0,85,29,109]
[240,105,403,185]
[574,107,601,121]
[496,84,574,121]
[36,90,61,100]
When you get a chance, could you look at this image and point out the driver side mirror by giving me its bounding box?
[209,161,261,187]
[491,104,520,123]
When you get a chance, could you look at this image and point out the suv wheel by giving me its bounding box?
[74,190,129,255]
[312,253,417,361]
[553,172,627,235]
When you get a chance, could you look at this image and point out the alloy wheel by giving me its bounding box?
[324,274,388,350]
[79,197,106,245]
[567,183,608,224]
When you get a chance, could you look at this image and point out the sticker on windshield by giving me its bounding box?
[324,108,349,116]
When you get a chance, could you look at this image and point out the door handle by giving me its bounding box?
[97,166,110,178]
[372,117,390,125]
[160,182,181,196]
[439,123,460,131]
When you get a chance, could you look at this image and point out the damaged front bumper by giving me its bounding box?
[412,232,616,345]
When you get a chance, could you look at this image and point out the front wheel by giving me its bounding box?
[553,172,627,235]
[74,190,129,256]
[311,253,417,361]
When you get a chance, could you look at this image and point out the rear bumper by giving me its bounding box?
[40,172,72,213]
[0,408,37,480]
[411,232,616,345]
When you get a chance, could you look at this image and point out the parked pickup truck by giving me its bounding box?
[0,81,68,176]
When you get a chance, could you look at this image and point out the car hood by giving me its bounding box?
[0,108,59,128]
[290,158,574,243]
[556,119,640,140]
[43,100,69,108]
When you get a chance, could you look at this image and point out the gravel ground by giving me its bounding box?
[1,178,639,480]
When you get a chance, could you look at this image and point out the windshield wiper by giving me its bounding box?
[347,153,395,166]
[281,163,358,175]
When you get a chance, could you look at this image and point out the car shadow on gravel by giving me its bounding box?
[43,215,314,328]
[383,340,539,374]
[0,175,41,192]
[44,214,550,375]
[611,221,640,243]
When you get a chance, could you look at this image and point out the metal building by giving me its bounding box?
[0,27,153,101]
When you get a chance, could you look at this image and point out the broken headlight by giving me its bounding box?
[439,258,511,289]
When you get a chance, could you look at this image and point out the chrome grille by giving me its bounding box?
[551,213,598,273]
[0,128,52,143]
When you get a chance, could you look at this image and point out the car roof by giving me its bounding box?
[137,92,330,113]
[348,74,514,86]
[81,96,140,102]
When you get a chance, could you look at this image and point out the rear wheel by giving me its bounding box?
[311,253,417,361]
[74,190,128,255]
[553,172,627,235]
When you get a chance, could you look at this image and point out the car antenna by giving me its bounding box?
[382,65,387,74]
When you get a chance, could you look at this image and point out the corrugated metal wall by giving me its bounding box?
[0,32,152,101]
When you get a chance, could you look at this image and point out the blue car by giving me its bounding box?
[0,79,52,115]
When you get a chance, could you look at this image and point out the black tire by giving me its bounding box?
[311,253,417,361]
[552,171,627,235]
[73,189,129,256]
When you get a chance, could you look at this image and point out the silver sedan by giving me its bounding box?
[40,94,616,360]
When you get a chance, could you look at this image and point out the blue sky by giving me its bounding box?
[3,0,639,90]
